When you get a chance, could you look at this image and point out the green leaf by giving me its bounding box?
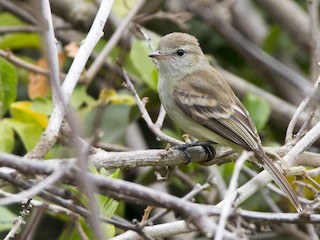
[243,93,271,131]
[262,25,281,54]
[0,121,14,152]
[98,169,120,238]
[31,97,53,115]
[85,104,131,144]
[129,40,158,91]
[113,0,137,18]
[3,118,43,151]
[0,58,18,117]
[70,85,96,110]
[10,101,48,128]
[0,207,17,231]
[0,33,41,49]
[0,12,27,26]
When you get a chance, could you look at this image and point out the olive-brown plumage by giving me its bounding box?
[149,32,301,212]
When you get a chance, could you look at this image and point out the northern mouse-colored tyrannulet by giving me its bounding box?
[149,32,301,212]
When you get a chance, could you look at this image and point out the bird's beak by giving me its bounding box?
[148,51,168,59]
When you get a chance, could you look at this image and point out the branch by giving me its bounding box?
[26,0,115,159]
[215,151,250,240]
[85,0,145,84]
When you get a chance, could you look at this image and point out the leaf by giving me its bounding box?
[99,89,136,106]
[0,121,14,152]
[0,207,17,232]
[3,118,43,151]
[112,0,137,18]
[98,168,120,238]
[243,93,271,131]
[28,53,66,99]
[262,25,281,54]
[28,57,51,99]
[31,97,53,115]
[0,58,18,117]
[70,85,96,110]
[0,12,26,26]
[10,101,48,128]
[97,104,131,144]
[129,40,158,91]
[0,33,41,49]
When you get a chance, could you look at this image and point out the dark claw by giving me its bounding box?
[173,141,216,163]
[173,145,192,163]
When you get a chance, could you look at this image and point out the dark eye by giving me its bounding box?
[176,49,186,57]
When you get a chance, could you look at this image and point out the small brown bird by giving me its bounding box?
[149,32,302,212]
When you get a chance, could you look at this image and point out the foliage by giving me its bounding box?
[0,1,317,239]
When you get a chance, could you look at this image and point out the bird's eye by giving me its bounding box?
[176,49,186,57]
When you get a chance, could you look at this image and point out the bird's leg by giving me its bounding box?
[173,141,216,163]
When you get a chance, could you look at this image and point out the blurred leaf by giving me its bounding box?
[0,12,26,26]
[0,121,14,152]
[28,53,66,99]
[28,58,50,99]
[112,0,136,17]
[99,89,136,106]
[99,89,117,104]
[243,94,271,131]
[70,85,96,110]
[0,207,17,231]
[262,25,281,54]
[129,40,158,91]
[3,118,43,151]
[10,101,48,128]
[0,33,40,49]
[98,169,120,238]
[85,104,131,144]
[31,97,53,115]
[0,58,18,117]
[219,161,235,180]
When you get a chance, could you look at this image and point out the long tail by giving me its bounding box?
[255,150,302,212]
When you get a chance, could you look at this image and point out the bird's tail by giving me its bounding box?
[254,150,302,212]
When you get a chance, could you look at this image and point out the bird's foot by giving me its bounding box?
[173,141,216,163]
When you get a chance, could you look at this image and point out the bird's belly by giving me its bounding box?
[161,96,233,147]
[158,78,238,149]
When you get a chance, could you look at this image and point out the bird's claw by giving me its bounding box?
[173,141,216,163]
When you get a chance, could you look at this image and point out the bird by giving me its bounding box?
[148,32,302,212]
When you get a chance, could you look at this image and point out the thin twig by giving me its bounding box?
[215,151,250,240]
[135,24,156,51]
[155,104,166,128]
[85,0,145,84]
[0,25,41,34]
[3,199,32,240]
[0,166,64,206]
[307,0,320,82]
[40,0,61,106]
[0,171,140,232]
[143,182,211,227]
[26,0,115,159]
[285,75,320,144]
[0,49,49,75]
[119,64,182,145]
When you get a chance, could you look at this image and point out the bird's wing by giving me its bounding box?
[174,67,260,151]
[174,67,302,212]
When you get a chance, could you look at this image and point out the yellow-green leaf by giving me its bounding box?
[3,118,43,151]
[0,33,40,49]
[112,0,137,18]
[0,121,14,152]
[0,58,18,117]
[10,101,48,128]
